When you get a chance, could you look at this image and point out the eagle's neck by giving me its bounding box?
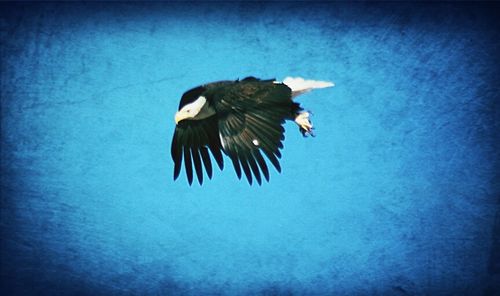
[193,97,216,120]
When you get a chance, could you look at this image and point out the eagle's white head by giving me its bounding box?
[174,96,207,124]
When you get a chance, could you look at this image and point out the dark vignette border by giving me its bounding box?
[1,1,499,295]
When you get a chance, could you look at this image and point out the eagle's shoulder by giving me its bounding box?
[178,85,206,110]
[209,77,290,106]
[240,76,275,83]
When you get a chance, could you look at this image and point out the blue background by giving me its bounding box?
[1,2,499,295]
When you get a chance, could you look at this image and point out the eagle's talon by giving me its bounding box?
[299,125,315,137]
[295,111,314,137]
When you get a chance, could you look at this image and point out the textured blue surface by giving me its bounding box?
[1,2,499,295]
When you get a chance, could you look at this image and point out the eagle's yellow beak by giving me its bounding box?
[174,112,183,125]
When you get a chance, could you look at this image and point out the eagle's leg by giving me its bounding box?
[295,111,314,137]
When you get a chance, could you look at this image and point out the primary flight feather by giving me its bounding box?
[171,76,334,185]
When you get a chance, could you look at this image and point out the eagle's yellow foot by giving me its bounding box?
[295,111,315,137]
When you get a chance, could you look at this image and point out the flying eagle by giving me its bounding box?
[171,76,334,185]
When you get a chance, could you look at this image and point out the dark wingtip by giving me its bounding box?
[274,147,282,158]
[276,163,282,173]
[247,156,261,186]
[240,158,253,185]
[253,150,269,182]
[230,155,242,179]
[199,148,213,180]
[215,150,224,170]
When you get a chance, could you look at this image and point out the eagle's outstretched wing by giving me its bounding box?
[171,116,223,185]
[214,80,298,185]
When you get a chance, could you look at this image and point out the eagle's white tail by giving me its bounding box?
[280,77,334,98]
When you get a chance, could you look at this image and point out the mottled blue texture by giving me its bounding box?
[1,2,499,295]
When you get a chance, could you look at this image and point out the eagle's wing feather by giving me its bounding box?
[172,79,296,185]
[215,82,294,184]
[171,116,223,185]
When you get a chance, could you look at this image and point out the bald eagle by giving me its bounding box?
[171,76,334,185]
